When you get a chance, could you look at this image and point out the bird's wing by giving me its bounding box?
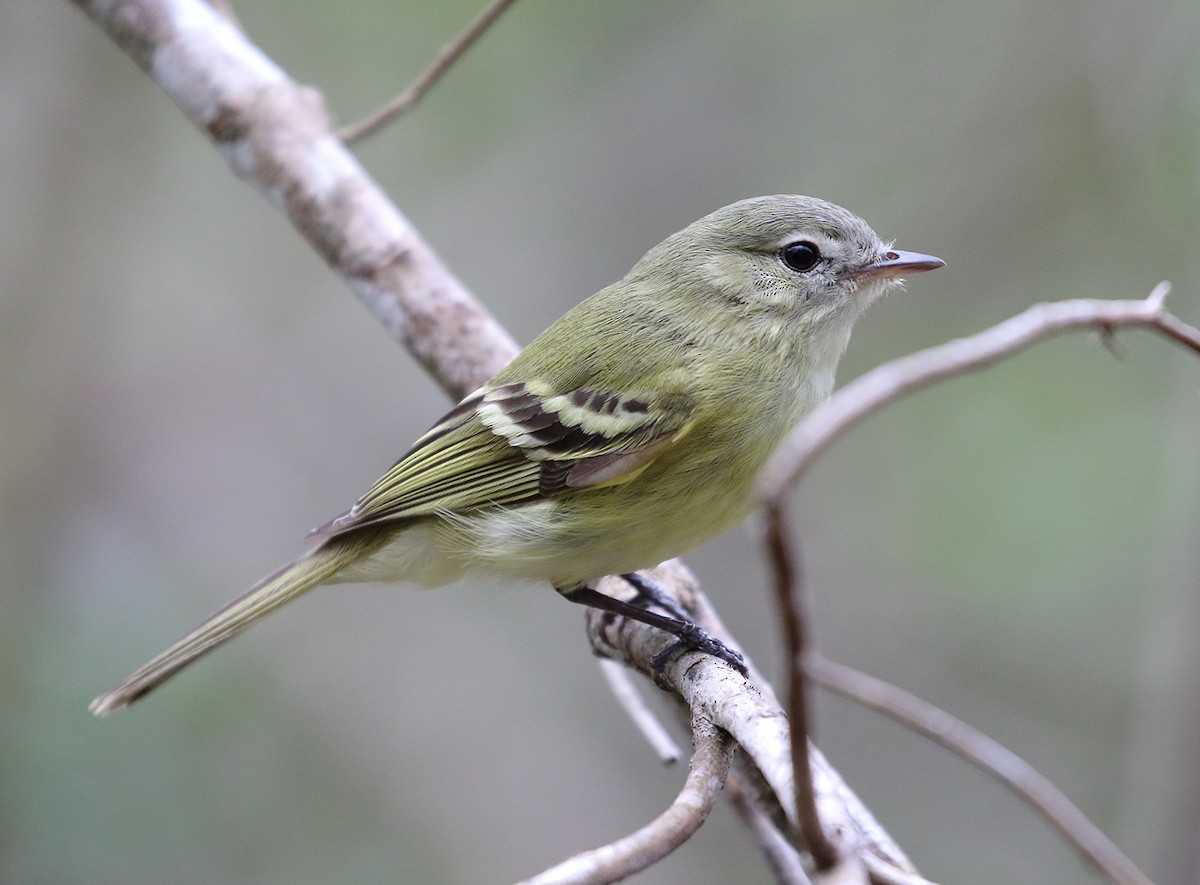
[312,379,697,538]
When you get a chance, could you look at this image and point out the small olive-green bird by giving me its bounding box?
[90,194,943,715]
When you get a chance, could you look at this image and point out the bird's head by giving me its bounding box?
[637,194,943,325]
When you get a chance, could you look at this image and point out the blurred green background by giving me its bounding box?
[3,1,1199,883]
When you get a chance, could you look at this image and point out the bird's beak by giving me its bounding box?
[845,249,945,282]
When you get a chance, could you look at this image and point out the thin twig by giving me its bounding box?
[518,715,733,885]
[757,283,1199,498]
[763,500,839,871]
[809,655,1154,885]
[73,0,519,397]
[806,744,921,882]
[338,0,520,144]
[861,855,945,885]
[597,656,682,764]
[724,774,810,885]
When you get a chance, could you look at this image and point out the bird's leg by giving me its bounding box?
[618,571,693,622]
[618,573,747,671]
[559,582,746,674]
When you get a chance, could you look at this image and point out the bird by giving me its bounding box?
[90,194,943,716]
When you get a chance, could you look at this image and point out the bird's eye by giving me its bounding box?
[780,241,821,272]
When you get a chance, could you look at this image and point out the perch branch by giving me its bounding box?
[685,590,920,878]
[585,565,924,884]
[204,0,240,29]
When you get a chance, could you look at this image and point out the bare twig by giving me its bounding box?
[763,500,839,871]
[757,282,1199,498]
[724,775,810,885]
[758,515,929,883]
[597,657,682,764]
[810,748,922,882]
[338,0,521,144]
[749,287,1194,882]
[518,715,733,885]
[586,568,795,821]
[861,855,945,885]
[809,656,1154,885]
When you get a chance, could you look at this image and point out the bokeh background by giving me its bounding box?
[3,1,1199,883]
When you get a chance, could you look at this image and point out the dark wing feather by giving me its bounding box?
[314,381,696,538]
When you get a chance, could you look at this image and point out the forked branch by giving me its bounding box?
[757,284,1195,885]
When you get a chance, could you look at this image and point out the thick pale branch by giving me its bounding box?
[757,284,1198,497]
[338,0,521,144]
[518,716,733,885]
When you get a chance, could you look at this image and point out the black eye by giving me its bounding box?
[780,241,821,272]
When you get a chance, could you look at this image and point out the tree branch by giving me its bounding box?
[724,774,809,885]
[752,286,1194,885]
[584,565,923,884]
[72,2,1170,883]
[757,283,1197,498]
[338,0,521,144]
[809,655,1154,885]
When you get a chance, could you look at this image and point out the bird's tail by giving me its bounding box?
[90,532,381,716]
